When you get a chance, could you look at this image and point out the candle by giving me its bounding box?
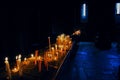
[23,57,27,65]
[30,54,35,63]
[18,54,21,59]
[55,44,57,51]
[35,50,39,65]
[48,37,51,51]
[18,57,21,70]
[56,52,58,58]
[16,56,19,69]
[5,57,9,70]
[18,55,22,76]
[4,57,11,80]
[18,54,21,70]
[38,56,42,72]
[51,47,55,55]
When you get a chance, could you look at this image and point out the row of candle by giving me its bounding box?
[4,33,72,79]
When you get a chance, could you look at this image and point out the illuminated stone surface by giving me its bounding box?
[60,42,120,80]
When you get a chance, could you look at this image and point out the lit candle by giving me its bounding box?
[18,57,21,70]
[18,54,21,59]
[30,54,35,62]
[38,56,42,72]
[35,50,39,65]
[51,47,55,55]
[59,45,63,52]
[56,52,58,58]
[4,57,11,80]
[23,57,27,65]
[18,55,22,76]
[16,56,19,70]
[55,44,57,51]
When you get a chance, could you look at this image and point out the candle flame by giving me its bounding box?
[48,36,50,38]
[12,67,19,73]
[5,57,8,61]
[38,56,41,60]
[31,54,34,58]
[54,57,57,61]
[52,47,54,50]
[18,54,21,59]
[24,57,27,61]
[16,56,18,60]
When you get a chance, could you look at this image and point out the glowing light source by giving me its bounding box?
[81,3,88,22]
[81,3,87,17]
[5,57,8,61]
[18,54,21,59]
[72,30,81,36]
[54,57,57,61]
[4,57,11,79]
[31,54,34,58]
[83,3,86,17]
[3,33,73,78]
[12,67,19,73]
[24,57,27,61]
[116,3,120,14]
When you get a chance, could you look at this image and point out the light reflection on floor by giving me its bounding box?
[60,42,120,80]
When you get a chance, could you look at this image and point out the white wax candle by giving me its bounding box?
[4,57,11,79]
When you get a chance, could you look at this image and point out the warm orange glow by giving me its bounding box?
[73,30,81,35]
[3,33,73,78]
[12,67,19,73]
[54,57,57,61]
[18,58,21,62]
[52,47,54,51]
[38,56,42,60]
[55,44,57,50]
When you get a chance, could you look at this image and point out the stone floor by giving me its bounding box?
[59,42,120,80]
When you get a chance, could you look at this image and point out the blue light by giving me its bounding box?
[116,3,120,14]
[80,3,88,22]
[83,3,86,17]
[81,3,88,22]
